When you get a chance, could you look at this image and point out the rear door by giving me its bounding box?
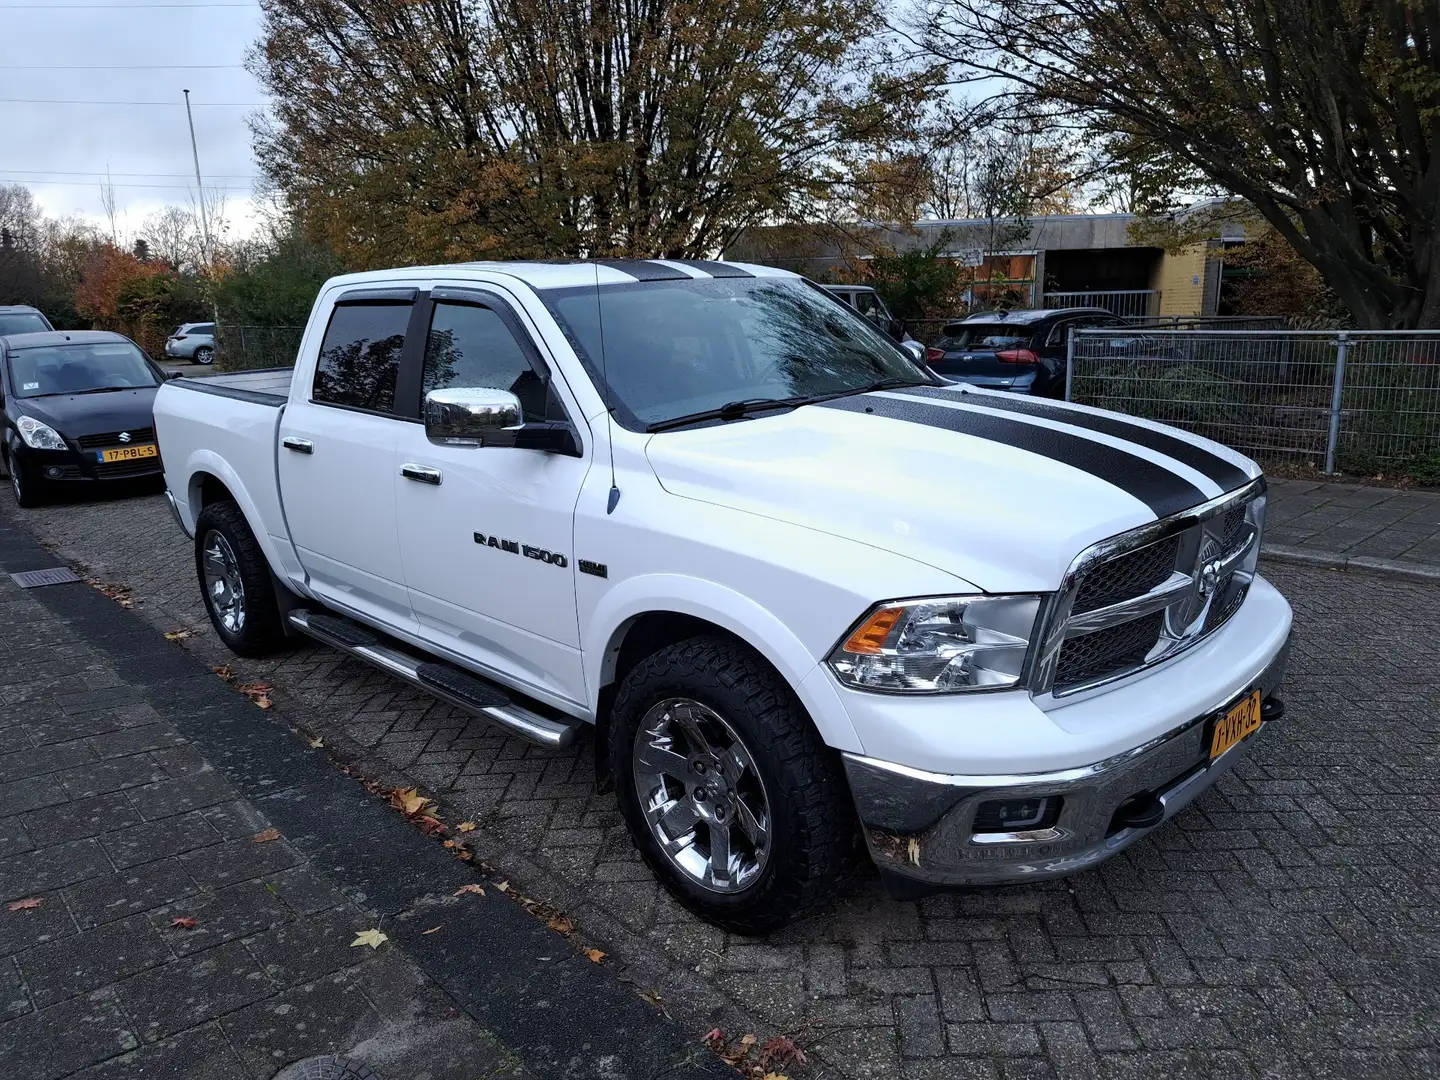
[277,289,423,630]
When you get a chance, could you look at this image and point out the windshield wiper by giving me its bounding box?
[66,386,136,396]
[646,396,809,433]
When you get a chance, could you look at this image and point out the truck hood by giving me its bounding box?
[645,385,1258,592]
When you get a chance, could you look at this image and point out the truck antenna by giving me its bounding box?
[594,260,620,513]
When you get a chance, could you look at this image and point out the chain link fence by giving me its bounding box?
[213,325,305,372]
[1068,329,1440,482]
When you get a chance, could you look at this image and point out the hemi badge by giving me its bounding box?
[578,560,608,579]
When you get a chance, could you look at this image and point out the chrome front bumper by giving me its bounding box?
[845,631,1290,888]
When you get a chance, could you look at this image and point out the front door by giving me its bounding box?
[278,293,418,630]
[393,287,591,708]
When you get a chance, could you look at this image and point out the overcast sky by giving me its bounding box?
[0,0,269,240]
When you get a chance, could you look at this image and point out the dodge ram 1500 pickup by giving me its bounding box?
[155,259,1292,932]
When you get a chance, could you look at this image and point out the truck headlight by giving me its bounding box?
[16,416,67,451]
[828,595,1043,693]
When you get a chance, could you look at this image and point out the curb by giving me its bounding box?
[1261,543,1440,585]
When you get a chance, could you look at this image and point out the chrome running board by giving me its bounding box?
[286,610,581,750]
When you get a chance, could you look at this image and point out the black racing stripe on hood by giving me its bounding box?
[818,393,1206,519]
[891,384,1251,491]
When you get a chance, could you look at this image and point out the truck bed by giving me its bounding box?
[167,367,291,406]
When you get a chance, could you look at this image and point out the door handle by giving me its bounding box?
[282,437,313,454]
[401,463,442,486]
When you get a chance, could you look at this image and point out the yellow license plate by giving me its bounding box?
[1209,689,1263,761]
[97,444,158,463]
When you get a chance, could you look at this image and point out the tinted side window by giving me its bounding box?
[423,302,545,423]
[312,302,410,413]
[193,323,215,335]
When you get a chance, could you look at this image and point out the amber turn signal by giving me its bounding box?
[842,606,902,654]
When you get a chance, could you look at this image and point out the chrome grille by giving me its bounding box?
[1071,536,1180,615]
[1038,480,1265,698]
[76,427,155,450]
[1054,612,1164,689]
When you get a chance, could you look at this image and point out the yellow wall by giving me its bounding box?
[1151,245,1209,315]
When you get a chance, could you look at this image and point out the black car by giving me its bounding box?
[924,308,1133,398]
[0,330,171,507]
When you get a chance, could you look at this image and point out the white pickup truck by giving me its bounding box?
[155,260,1292,932]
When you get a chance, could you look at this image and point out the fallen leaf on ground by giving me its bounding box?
[453,884,486,897]
[494,880,510,893]
[351,928,388,949]
[583,947,607,963]
[703,1029,726,1048]
[163,629,191,642]
[388,787,431,816]
[7,897,43,912]
[762,1074,791,1080]
[546,914,575,935]
[211,664,235,682]
[907,837,921,866]
[456,821,477,833]
[421,925,442,935]
[307,736,323,749]
[640,989,663,1006]
[759,1035,806,1069]
[170,916,198,929]
[237,683,274,708]
[88,579,134,608]
[416,815,446,836]
[252,828,281,844]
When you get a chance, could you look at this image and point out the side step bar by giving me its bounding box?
[287,610,582,750]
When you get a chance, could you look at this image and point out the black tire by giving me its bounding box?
[610,634,853,934]
[194,500,287,656]
[8,453,46,508]
[193,346,215,365]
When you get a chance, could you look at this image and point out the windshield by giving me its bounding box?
[8,342,159,398]
[0,313,50,336]
[540,277,929,430]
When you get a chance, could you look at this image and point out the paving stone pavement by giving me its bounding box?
[0,535,534,1080]
[10,485,1440,1079]
[1266,478,1440,569]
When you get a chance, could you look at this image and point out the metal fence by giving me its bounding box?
[1042,290,1161,318]
[1067,329,1440,480]
[214,325,305,372]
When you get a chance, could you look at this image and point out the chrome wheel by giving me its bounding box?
[632,698,772,894]
[201,529,246,634]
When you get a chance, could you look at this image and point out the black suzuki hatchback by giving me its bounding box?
[0,330,169,507]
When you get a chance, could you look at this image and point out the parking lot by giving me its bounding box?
[6,487,1440,1079]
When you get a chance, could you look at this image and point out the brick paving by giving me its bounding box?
[0,538,533,1079]
[9,486,1440,1079]
[1267,478,1440,569]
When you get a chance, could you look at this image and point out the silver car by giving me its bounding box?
[164,322,216,365]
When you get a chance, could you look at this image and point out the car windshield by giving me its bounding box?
[944,323,1030,350]
[0,313,50,336]
[9,342,159,398]
[540,277,929,430]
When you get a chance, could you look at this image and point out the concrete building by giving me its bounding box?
[725,207,1248,317]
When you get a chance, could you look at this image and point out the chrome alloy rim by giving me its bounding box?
[201,529,246,634]
[632,697,772,894]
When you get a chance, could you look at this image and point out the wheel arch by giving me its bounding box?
[586,577,864,786]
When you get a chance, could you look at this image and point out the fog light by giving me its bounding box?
[973,796,1061,833]
[44,466,64,479]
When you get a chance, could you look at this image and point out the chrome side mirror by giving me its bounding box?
[900,339,926,364]
[424,387,524,445]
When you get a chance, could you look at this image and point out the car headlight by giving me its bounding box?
[828,595,1044,693]
[16,416,67,451]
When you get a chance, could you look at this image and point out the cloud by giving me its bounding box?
[0,0,267,238]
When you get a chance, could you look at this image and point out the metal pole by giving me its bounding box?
[183,89,213,265]
[1324,331,1349,475]
[1065,328,1076,402]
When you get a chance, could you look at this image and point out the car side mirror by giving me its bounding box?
[424,387,524,445]
[166,371,184,380]
[900,339,926,364]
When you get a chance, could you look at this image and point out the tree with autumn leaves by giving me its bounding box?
[248,0,931,266]
[921,0,1440,328]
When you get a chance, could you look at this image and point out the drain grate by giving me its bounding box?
[10,567,82,589]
